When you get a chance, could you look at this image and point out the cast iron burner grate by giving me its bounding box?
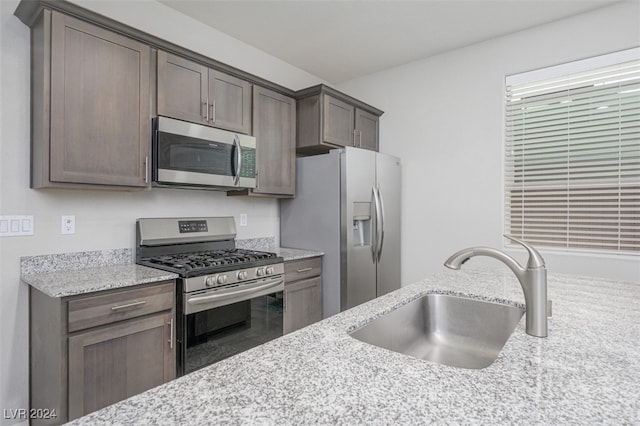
[138,248,280,277]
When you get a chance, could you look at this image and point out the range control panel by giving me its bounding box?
[137,216,236,247]
[178,220,208,233]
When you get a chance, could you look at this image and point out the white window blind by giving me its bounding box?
[504,52,640,254]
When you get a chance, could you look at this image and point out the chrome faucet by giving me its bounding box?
[444,235,548,337]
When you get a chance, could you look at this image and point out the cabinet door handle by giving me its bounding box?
[358,130,362,148]
[297,267,313,273]
[203,101,209,122]
[353,129,357,146]
[110,300,147,311]
[211,100,216,123]
[169,318,174,349]
[144,156,149,183]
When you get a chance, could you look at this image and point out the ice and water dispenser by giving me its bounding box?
[352,202,371,246]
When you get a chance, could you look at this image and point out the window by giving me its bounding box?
[504,49,640,254]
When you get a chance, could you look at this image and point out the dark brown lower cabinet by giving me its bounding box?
[283,257,322,334]
[29,280,176,425]
[67,312,174,419]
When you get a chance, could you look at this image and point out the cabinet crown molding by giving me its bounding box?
[295,84,384,117]
[14,0,295,97]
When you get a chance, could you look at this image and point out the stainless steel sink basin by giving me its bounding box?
[349,293,524,369]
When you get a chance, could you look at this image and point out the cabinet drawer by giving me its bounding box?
[284,257,322,283]
[68,282,174,333]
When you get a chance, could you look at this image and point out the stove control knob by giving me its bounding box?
[217,274,228,285]
[265,266,275,275]
[256,267,265,277]
[237,271,248,280]
[205,276,215,287]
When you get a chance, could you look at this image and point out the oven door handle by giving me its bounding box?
[187,279,284,306]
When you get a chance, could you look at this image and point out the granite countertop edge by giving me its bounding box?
[270,246,324,261]
[234,238,324,260]
[21,264,179,298]
[19,243,321,298]
[67,268,640,425]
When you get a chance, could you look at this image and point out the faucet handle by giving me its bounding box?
[503,235,545,269]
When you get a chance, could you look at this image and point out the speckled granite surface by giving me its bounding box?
[20,249,178,298]
[236,237,324,261]
[20,248,133,275]
[22,265,178,298]
[236,237,277,250]
[270,246,324,261]
[21,243,320,298]
[67,268,640,425]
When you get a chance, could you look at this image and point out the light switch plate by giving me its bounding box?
[0,215,34,237]
[239,213,248,226]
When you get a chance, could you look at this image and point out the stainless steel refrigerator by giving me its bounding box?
[280,147,401,318]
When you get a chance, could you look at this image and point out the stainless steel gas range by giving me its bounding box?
[136,217,284,376]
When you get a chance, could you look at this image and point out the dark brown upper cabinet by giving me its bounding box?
[29,10,152,189]
[15,0,299,192]
[231,86,296,197]
[296,84,383,156]
[355,108,380,152]
[157,51,252,135]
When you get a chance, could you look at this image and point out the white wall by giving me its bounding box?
[337,1,640,286]
[0,1,322,423]
[2,0,639,422]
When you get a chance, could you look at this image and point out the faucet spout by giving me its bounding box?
[444,247,525,276]
[444,236,548,338]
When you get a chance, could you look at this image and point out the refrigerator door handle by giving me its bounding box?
[372,185,384,263]
[375,185,385,261]
[371,186,378,263]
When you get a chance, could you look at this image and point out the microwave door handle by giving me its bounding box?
[233,135,242,185]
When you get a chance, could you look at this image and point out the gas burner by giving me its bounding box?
[138,248,280,277]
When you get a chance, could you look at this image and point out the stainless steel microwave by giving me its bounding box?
[152,116,257,190]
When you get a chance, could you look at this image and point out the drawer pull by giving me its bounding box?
[296,267,313,273]
[111,300,147,311]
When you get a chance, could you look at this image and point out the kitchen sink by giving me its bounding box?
[349,293,524,369]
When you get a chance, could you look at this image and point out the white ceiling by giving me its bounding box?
[159,0,621,84]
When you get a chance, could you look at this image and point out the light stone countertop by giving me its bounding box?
[20,248,178,298]
[19,243,320,298]
[67,268,640,425]
[269,246,324,261]
[21,264,179,298]
[235,238,324,261]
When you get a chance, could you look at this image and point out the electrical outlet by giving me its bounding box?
[239,213,248,226]
[61,215,75,234]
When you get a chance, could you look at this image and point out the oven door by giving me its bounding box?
[178,276,284,376]
[153,116,256,189]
